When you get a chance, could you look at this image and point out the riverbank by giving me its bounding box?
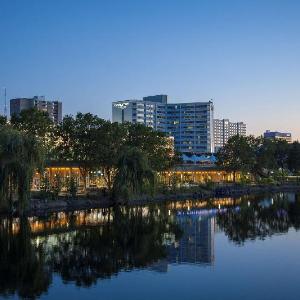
[1,183,297,217]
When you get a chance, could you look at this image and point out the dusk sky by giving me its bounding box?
[0,0,299,139]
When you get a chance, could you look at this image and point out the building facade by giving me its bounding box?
[214,119,246,152]
[112,95,214,154]
[263,130,292,143]
[10,96,62,123]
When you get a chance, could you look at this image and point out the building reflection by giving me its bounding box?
[168,215,215,265]
[150,214,216,273]
[1,193,300,299]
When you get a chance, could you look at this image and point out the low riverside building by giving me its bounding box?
[31,161,241,194]
[159,165,237,186]
[32,162,103,193]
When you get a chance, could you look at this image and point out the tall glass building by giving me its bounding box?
[112,95,214,154]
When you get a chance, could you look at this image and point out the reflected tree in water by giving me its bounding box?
[49,206,181,286]
[217,194,300,244]
[0,206,181,298]
[0,218,51,299]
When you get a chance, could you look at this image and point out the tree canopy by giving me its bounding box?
[0,126,44,212]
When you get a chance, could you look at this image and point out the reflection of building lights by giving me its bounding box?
[248,201,250,207]
[218,204,221,210]
[168,210,171,216]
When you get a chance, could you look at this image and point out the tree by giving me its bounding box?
[123,123,177,171]
[94,121,127,192]
[274,140,290,180]
[0,127,44,213]
[0,116,6,126]
[10,108,54,159]
[216,135,256,182]
[254,137,277,178]
[288,141,300,173]
[113,147,155,201]
[54,113,105,188]
[11,108,53,138]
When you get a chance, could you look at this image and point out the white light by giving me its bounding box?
[113,102,129,109]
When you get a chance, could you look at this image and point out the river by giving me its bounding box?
[1,192,300,300]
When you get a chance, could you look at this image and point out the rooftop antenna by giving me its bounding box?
[3,87,7,117]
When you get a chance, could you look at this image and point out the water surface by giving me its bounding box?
[1,193,300,300]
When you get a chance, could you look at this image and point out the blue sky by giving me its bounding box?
[0,0,300,139]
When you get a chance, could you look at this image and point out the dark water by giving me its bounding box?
[1,193,300,300]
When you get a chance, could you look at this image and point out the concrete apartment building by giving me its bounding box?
[214,119,247,152]
[264,130,292,143]
[10,96,62,123]
[112,95,214,154]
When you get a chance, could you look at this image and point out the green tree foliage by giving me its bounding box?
[254,137,277,177]
[123,123,177,171]
[94,121,127,191]
[113,147,155,201]
[10,108,54,159]
[216,135,256,182]
[0,116,7,126]
[288,142,300,173]
[11,108,53,138]
[54,115,175,193]
[274,140,290,170]
[217,135,300,181]
[54,113,105,187]
[67,175,78,198]
[0,127,44,212]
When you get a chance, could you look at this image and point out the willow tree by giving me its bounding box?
[113,147,155,201]
[0,126,44,213]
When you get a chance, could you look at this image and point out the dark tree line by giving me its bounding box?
[0,108,177,209]
[217,135,300,182]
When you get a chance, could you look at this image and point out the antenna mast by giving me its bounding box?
[3,87,7,117]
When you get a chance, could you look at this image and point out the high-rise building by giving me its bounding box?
[112,95,214,154]
[214,119,246,152]
[10,96,62,123]
[264,130,292,143]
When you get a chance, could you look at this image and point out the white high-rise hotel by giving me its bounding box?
[112,95,246,154]
[214,119,246,151]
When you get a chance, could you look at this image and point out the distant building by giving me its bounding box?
[10,96,62,123]
[214,119,246,152]
[112,95,214,154]
[264,130,292,143]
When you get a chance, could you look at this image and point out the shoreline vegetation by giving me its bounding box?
[1,182,299,217]
[1,110,300,216]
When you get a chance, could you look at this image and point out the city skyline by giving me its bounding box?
[1,0,300,139]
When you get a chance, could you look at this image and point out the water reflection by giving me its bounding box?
[217,193,300,244]
[0,193,299,299]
